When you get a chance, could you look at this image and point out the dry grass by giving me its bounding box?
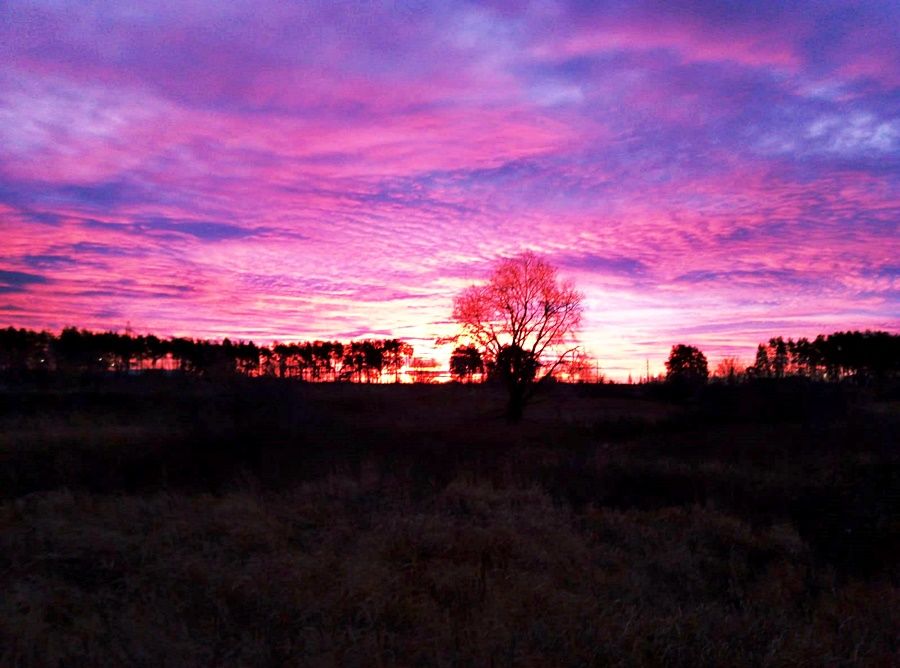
[2,481,897,666]
[0,378,898,665]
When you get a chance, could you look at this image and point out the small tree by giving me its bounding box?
[383,339,414,383]
[559,351,602,383]
[665,344,708,386]
[449,252,583,421]
[449,345,483,383]
[770,337,788,378]
[750,344,771,378]
[714,357,745,384]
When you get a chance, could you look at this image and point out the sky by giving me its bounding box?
[1,0,898,379]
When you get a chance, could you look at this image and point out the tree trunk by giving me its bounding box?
[506,384,526,422]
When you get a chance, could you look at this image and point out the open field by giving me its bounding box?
[1,377,898,666]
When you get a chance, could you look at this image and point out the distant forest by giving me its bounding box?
[0,327,414,382]
[0,326,897,383]
[745,333,899,381]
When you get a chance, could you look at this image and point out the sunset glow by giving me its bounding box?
[1,1,898,379]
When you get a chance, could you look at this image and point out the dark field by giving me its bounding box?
[1,377,898,666]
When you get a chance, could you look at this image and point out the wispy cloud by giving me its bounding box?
[0,270,51,294]
[0,0,897,377]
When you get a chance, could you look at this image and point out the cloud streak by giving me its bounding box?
[0,0,897,378]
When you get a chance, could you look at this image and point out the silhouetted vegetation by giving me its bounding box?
[0,326,414,383]
[449,344,484,383]
[448,252,583,420]
[661,331,899,391]
[6,326,894,389]
[1,369,897,665]
[1,324,899,664]
[665,343,709,388]
[746,331,900,383]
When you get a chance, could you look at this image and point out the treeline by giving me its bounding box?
[2,326,897,384]
[746,331,899,382]
[0,327,413,382]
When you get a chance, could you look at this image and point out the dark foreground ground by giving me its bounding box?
[1,375,898,666]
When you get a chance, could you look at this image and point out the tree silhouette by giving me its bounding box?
[713,357,744,384]
[749,344,771,378]
[558,351,602,383]
[449,345,483,383]
[665,344,708,387]
[1,324,895,388]
[486,344,540,407]
[54,327,108,373]
[0,327,49,373]
[770,337,788,378]
[740,331,900,383]
[382,339,414,383]
[0,327,424,382]
[450,251,583,421]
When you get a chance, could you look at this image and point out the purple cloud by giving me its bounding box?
[0,1,897,378]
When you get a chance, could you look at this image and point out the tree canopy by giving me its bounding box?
[665,344,709,386]
[449,345,483,383]
[450,252,583,419]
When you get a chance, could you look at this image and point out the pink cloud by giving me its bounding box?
[533,23,800,71]
[1,1,897,380]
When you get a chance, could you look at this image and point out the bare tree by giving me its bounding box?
[559,351,603,383]
[714,357,745,383]
[449,251,583,420]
